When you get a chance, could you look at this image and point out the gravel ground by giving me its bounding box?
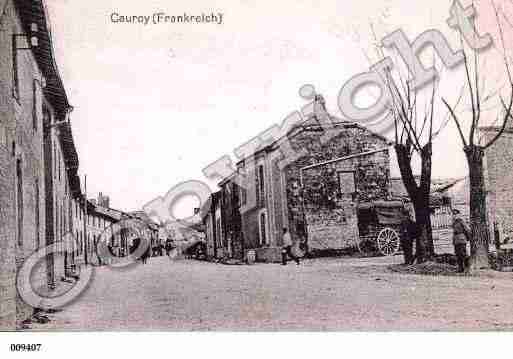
[26,255,513,331]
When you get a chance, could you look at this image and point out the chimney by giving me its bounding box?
[97,192,110,208]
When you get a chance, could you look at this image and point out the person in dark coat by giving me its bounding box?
[141,240,151,264]
[452,209,470,273]
[400,208,418,265]
[165,238,174,257]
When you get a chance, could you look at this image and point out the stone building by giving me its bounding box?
[218,177,243,259]
[204,96,392,262]
[0,0,81,329]
[69,194,118,267]
[202,190,223,258]
[481,126,513,243]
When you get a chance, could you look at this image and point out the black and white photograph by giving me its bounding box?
[1,0,513,356]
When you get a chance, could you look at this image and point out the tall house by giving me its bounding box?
[0,0,79,329]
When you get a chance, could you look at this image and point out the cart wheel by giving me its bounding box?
[377,228,400,256]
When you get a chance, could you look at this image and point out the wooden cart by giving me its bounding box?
[356,200,407,256]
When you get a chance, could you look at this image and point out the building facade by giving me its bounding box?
[203,191,223,258]
[0,0,82,329]
[482,126,513,243]
[203,97,392,262]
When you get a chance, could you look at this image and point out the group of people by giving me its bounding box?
[127,237,177,264]
[400,208,471,273]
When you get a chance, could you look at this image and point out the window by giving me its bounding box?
[43,106,50,135]
[16,159,23,246]
[215,218,222,249]
[61,200,64,240]
[239,186,247,207]
[53,144,56,178]
[338,171,356,194]
[35,179,40,249]
[32,80,38,131]
[56,203,59,242]
[76,230,79,256]
[58,151,61,182]
[12,36,19,100]
[256,164,265,205]
[237,167,247,207]
[62,198,65,235]
[258,209,268,245]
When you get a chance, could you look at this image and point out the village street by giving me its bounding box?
[27,256,513,331]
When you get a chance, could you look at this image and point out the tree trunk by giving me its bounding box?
[465,146,490,269]
[395,144,435,263]
[418,143,435,259]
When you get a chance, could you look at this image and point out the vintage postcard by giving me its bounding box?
[1,0,513,351]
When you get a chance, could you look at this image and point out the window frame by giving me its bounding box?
[258,208,268,246]
[12,35,20,101]
[338,170,356,195]
[35,178,40,248]
[16,158,23,246]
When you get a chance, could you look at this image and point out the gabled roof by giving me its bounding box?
[390,177,463,197]
[234,116,392,168]
[200,191,221,221]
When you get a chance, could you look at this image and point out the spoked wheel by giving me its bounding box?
[377,227,400,256]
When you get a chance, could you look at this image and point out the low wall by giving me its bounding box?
[254,247,282,263]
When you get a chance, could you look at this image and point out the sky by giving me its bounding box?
[43,0,513,215]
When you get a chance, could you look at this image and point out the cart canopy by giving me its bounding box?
[358,201,406,226]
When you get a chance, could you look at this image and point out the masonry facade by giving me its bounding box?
[482,127,513,243]
[0,0,82,329]
[203,97,392,262]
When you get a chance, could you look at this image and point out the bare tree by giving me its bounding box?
[441,2,513,269]
[365,23,457,263]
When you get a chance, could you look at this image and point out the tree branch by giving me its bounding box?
[484,88,513,149]
[442,97,469,148]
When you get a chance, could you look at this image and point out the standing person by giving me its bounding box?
[281,228,300,265]
[452,209,470,273]
[141,239,151,264]
[494,222,501,251]
[165,238,173,257]
[400,208,418,265]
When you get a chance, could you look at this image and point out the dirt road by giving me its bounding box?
[27,256,513,331]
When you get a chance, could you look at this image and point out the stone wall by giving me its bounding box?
[484,130,513,242]
[234,122,391,258]
[0,0,79,329]
[0,0,48,329]
[283,125,391,251]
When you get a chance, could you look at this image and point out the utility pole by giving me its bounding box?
[83,175,88,265]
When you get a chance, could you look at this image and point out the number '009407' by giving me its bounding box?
[9,344,42,352]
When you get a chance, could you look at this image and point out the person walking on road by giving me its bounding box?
[452,209,470,273]
[281,227,300,265]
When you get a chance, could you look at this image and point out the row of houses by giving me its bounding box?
[0,0,159,330]
[200,96,513,262]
